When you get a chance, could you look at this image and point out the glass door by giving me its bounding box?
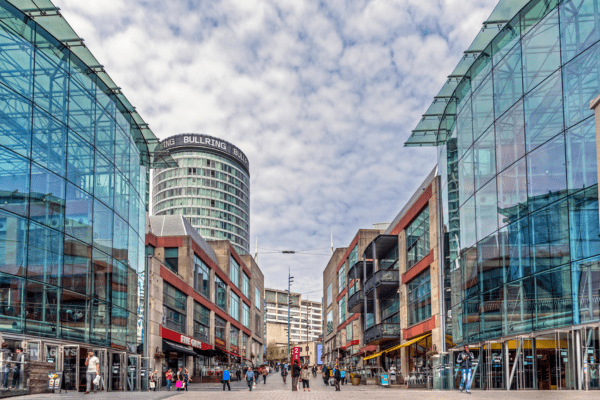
[557,331,577,389]
[483,342,504,389]
[127,355,140,391]
[108,352,125,391]
[534,334,557,390]
[93,348,107,391]
[62,345,79,391]
[45,344,60,370]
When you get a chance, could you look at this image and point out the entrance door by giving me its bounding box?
[93,348,107,391]
[62,345,79,391]
[506,338,535,390]
[483,343,504,389]
[535,334,557,390]
[108,352,125,391]
[557,331,577,389]
[45,344,60,370]
[127,355,140,391]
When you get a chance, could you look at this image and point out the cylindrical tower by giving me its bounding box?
[152,133,250,254]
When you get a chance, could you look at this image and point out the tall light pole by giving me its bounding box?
[288,267,294,357]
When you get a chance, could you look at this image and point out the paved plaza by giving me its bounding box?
[17,376,600,400]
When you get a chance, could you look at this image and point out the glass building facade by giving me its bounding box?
[0,0,175,392]
[407,0,600,391]
[152,133,250,255]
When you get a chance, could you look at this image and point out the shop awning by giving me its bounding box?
[163,340,197,357]
[362,333,432,361]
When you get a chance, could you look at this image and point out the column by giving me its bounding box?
[592,94,600,212]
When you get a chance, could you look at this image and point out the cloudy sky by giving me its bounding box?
[56,0,497,298]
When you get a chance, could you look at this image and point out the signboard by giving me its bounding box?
[161,325,213,350]
[345,340,359,348]
[48,371,63,390]
[291,347,301,364]
[215,338,226,349]
[380,374,389,386]
[317,344,323,365]
[161,134,250,172]
[231,345,240,355]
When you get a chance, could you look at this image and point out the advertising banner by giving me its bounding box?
[161,325,213,350]
[317,344,323,365]
[291,346,301,364]
[48,371,63,390]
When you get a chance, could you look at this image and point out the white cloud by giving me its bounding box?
[55,0,498,296]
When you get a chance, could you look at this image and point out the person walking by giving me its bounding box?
[457,345,475,394]
[84,349,99,394]
[301,364,311,392]
[291,360,301,391]
[389,365,397,385]
[333,365,341,391]
[236,368,242,382]
[340,368,346,385]
[183,367,191,391]
[149,370,158,392]
[281,363,288,384]
[165,369,173,391]
[261,365,268,384]
[322,365,329,386]
[311,365,317,378]
[245,366,254,391]
[222,368,231,391]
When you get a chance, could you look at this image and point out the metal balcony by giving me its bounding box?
[364,322,401,345]
[364,268,400,297]
[348,289,364,313]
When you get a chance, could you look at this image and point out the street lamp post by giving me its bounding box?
[288,267,294,358]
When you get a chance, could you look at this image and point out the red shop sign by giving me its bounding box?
[215,338,226,348]
[161,325,213,351]
[345,340,359,347]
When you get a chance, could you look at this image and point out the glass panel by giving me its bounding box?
[459,147,475,206]
[66,130,94,195]
[31,107,67,177]
[64,183,93,244]
[93,200,113,255]
[110,307,127,348]
[113,214,128,262]
[478,232,504,293]
[0,146,29,217]
[522,8,561,92]
[92,249,110,301]
[533,265,572,330]
[529,198,570,273]
[569,185,600,261]
[524,70,564,152]
[497,158,528,229]
[63,238,91,295]
[24,281,58,337]
[476,178,498,242]
[562,43,600,129]
[61,289,89,341]
[473,125,496,190]
[27,221,62,285]
[0,272,24,333]
[527,133,567,213]
[460,196,477,250]
[560,0,600,63]
[67,80,95,145]
[481,288,503,339]
[0,21,34,99]
[504,278,534,335]
[493,42,523,118]
[0,210,27,276]
[471,74,495,140]
[0,83,32,159]
[29,164,65,231]
[115,127,129,177]
[111,261,128,310]
[492,14,521,66]
[94,153,114,208]
[33,49,68,124]
[457,98,474,161]
[573,255,600,323]
[501,217,532,282]
[114,171,129,221]
[566,116,598,193]
[471,50,492,92]
[90,300,109,346]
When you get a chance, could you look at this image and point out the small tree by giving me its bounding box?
[266,341,287,362]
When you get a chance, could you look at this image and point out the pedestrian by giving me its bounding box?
[301,364,311,392]
[222,367,231,391]
[236,368,242,382]
[183,367,191,391]
[84,349,99,394]
[0,343,11,390]
[322,365,329,386]
[389,365,396,385]
[262,365,268,384]
[281,363,288,383]
[457,344,475,394]
[340,368,346,385]
[245,366,254,391]
[165,369,173,391]
[149,369,158,392]
[175,367,184,391]
[333,365,341,391]
[291,360,301,392]
[312,365,317,378]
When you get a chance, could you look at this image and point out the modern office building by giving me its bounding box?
[406,0,600,391]
[264,288,322,346]
[146,215,264,381]
[152,133,250,255]
[0,0,176,394]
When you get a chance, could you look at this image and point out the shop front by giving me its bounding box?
[159,326,213,385]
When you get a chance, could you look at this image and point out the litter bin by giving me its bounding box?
[351,375,361,386]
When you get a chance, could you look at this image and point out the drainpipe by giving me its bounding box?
[436,176,446,354]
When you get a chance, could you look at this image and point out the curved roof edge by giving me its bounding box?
[5,0,178,169]
[405,0,531,147]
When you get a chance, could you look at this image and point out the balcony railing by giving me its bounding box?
[364,269,400,296]
[348,289,364,313]
[364,322,401,345]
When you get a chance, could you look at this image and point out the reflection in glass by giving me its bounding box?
[25,281,58,337]
[473,126,496,190]
[530,199,570,273]
[497,158,528,227]
[493,42,523,118]
[560,0,600,63]
[27,221,62,285]
[522,8,561,92]
[476,178,498,242]
[501,217,531,282]
[0,272,24,333]
[61,289,89,341]
[533,265,572,330]
[524,70,564,152]
[573,255,600,323]
[0,84,32,159]
[566,116,598,193]
[0,210,27,276]
[527,133,567,213]
[29,164,65,231]
[562,43,600,128]
[0,146,30,217]
[471,74,495,139]
[569,185,600,261]
[64,183,93,244]
[31,107,67,177]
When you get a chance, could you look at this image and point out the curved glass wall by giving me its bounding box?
[0,0,147,350]
[437,0,600,344]
[152,149,250,254]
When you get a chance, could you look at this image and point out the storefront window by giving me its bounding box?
[215,276,227,310]
[193,255,210,298]
[215,315,226,341]
[231,326,239,346]
[163,281,186,333]
[193,302,210,342]
[408,270,431,326]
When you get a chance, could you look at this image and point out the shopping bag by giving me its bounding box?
[176,380,182,389]
[93,375,101,385]
[150,381,155,389]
